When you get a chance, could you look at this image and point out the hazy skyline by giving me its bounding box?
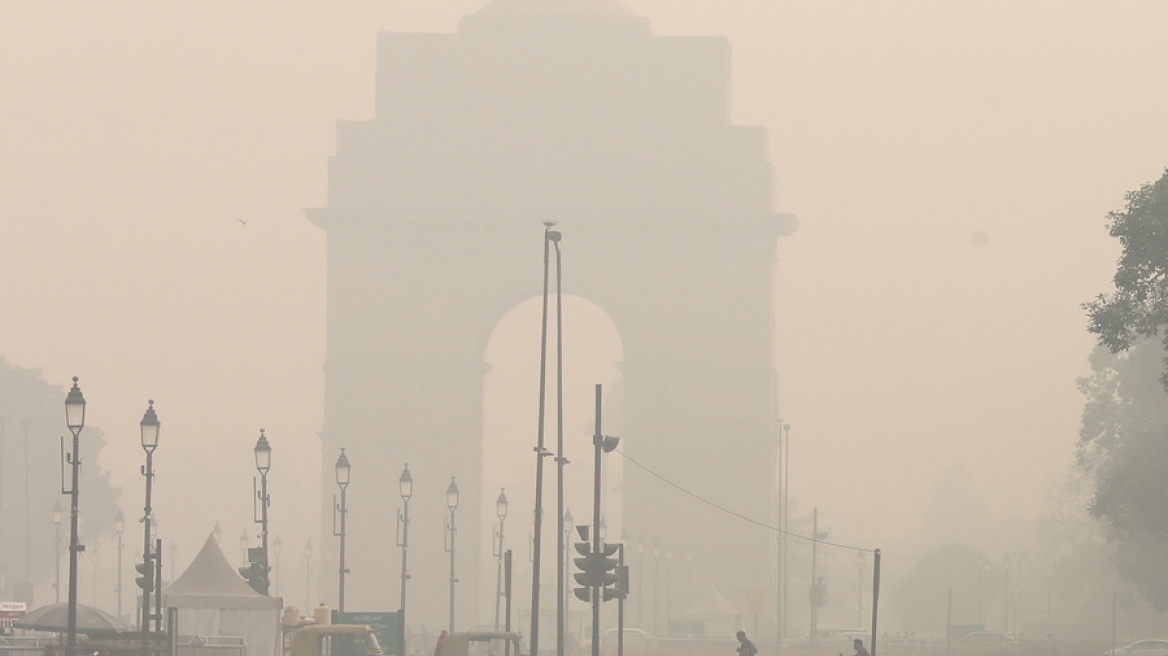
[3,0,1168,629]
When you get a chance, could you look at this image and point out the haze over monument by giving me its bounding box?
[2,0,1168,644]
[308,0,793,633]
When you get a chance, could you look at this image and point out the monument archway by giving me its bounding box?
[308,0,796,637]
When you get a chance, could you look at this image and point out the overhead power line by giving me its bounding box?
[616,448,875,555]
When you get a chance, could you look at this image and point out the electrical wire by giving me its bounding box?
[616,447,876,554]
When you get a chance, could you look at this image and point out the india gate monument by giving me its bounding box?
[308,0,796,643]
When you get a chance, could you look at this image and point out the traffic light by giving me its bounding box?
[572,542,594,602]
[810,578,828,608]
[603,564,629,601]
[574,542,620,601]
[135,557,154,592]
[239,548,269,594]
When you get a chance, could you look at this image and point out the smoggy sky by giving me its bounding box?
[3,0,1168,618]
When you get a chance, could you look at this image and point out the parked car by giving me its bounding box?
[601,628,651,644]
[1106,640,1168,656]
[956,631,1020,653]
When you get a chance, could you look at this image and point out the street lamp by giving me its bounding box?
[115,509,125,620]
[63,377,86,656]
[445,477,460,631]
[397,464,412,656]
[494,489,508,630]
[52,501,63,604]
[138,399,160,656]
[333,449,350,612]
[250,429,272,595]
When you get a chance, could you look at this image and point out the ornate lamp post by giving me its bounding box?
[251,429,272,595]
[397,464,412,656]
[115,509,125,620]
[444,477,460,631]
[52,501,63,604]
[138,400,160,656]
[494,489,509,630]
[333,449,351,612]
[62,378,86,656]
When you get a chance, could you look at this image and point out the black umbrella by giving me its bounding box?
[13,603,131,636]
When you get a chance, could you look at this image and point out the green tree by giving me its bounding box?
[890,543,994,635]
[1085,167,1168,389]
[1076,340,1168,608]
[0,358,121,605]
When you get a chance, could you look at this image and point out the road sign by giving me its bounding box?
[333,611,401,656]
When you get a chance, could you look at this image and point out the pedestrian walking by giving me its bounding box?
[736,631,758,656]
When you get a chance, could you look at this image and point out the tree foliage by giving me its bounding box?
[0,358,121,604]
[1085,167,1168,389]
[1076,340,1168,608]
[890,543,996,635]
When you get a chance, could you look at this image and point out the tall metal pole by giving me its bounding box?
[870,549,881,656]
[554,233,566,656]
[562,510,572,645]
[617,544,625,656]
[530,223,558,656]
[591,385,602,656]
[153,538,162,633]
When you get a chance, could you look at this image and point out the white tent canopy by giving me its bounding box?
[164,532,283,656]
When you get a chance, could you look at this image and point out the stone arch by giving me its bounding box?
[308,0,796,639]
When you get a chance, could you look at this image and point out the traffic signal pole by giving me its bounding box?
[617,544,625,656]
[591,384,603,656]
